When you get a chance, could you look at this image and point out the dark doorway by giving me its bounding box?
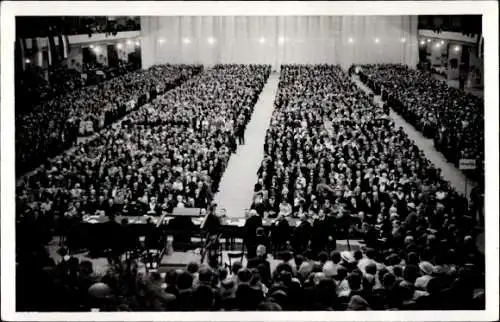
[107,44,119,68]
[83,47,97,64]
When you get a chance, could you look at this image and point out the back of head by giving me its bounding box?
[403,264,420,284]
[365,262,377,275]
[177,271,194,290]
[383,272,397,290]
[393,265,403,278]
[353,250,363,261]
[281,251,293,263]
[193,284,214,310]
[187,262,200,274]
[318,251,329,264]
[198,267,213,284]
[218,267,228,281]
[231,261,243,275]
[347,273,363,291]
[365,248,377,260]
[166,269,178,285]
[237,268,252,284]
[331,250,341,264]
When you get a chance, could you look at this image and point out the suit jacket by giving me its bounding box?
[247,256,271,284]
[244,215,263,243]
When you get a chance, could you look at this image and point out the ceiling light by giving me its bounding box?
[259,37,266,44]
[116,43,123,49]
[182,38,191,44]
[158,38,165,44]
[427,39,431,43]
[420,40,425,45]
[207,36,216,45]
[126,40,133,46]
[440,40,445,45]
[278,36,285,45]
[348,37,354,44]
[454,45,461,52]
[374,38,380,44]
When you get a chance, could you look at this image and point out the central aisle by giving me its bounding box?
[214,73,280,218]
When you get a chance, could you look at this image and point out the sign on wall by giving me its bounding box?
[459,158,476,170]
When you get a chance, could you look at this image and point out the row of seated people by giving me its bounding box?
[356,64,484,179]
[15,64,203,176]
[16,64,272,248]
[16,61,139,109]
[248,64,483,303]
[16,238,484,311]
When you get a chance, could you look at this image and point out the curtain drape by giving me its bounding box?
[141,16,419,70]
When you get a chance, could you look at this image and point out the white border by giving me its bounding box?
[1,1,498,321]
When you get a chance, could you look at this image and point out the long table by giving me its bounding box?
[74,214,301,252]
[74,214,360,254]
[81,214,301,227]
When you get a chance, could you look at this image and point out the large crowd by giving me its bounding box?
[246,64,484,308]
[17,243,484,311]
[15,63,484,312]
[357,64,484,179]
[16,62,139,111]
[16,64,270,248]
[16,64,202,175]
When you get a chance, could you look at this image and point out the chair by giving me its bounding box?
[225,244,245,268]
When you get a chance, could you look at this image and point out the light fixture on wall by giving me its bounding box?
[259,37,266,44]
[427,39,431,43]
[182,37,191,44]
[278,36,286,45]
[420,40,426,45]
[374,38,380,44]
[400,37,406,43]
[440,40,445,45]
[116,43,123,49]
[158,38,165,44]
[348,37,354,44]
[90,44,95,49]
[126,40,133,46]
[435,42,441,48]
[25,58,31,63]
[93,46,101,53]
[454,45,461,52]
[207,36,216,45]
[135,41,140,47]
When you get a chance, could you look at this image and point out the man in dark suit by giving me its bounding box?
[292,216,312,254]
[270,215,291,252]
[247,245,271,284]
[244,209,263,258]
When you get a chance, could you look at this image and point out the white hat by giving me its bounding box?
[341,251,355,264]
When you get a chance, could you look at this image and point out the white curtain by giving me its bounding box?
[141,16,418,70]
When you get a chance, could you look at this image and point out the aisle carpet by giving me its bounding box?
[213,73,280,218]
